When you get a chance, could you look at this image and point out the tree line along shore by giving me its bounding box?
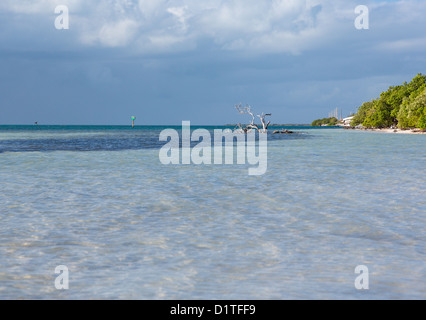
[312,73,426,131]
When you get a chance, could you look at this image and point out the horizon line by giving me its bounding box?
[0,123,312,127]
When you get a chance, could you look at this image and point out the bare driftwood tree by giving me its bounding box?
[235,104,271,133]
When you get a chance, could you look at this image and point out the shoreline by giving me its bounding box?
[343,127,426,134]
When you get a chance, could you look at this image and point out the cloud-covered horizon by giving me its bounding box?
[0,0,425,125]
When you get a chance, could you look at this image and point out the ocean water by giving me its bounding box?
[0,125,425,299]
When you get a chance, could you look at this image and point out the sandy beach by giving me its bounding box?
[344,127,426,134]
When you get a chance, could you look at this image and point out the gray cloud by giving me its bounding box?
[0,0,425,124]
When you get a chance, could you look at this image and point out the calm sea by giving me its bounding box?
[0,125,425,299]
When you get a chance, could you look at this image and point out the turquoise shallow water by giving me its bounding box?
[0,126,425,299]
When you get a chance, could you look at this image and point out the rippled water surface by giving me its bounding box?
[0,126,425,299]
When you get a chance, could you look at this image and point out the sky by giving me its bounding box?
[0,0,425,125]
